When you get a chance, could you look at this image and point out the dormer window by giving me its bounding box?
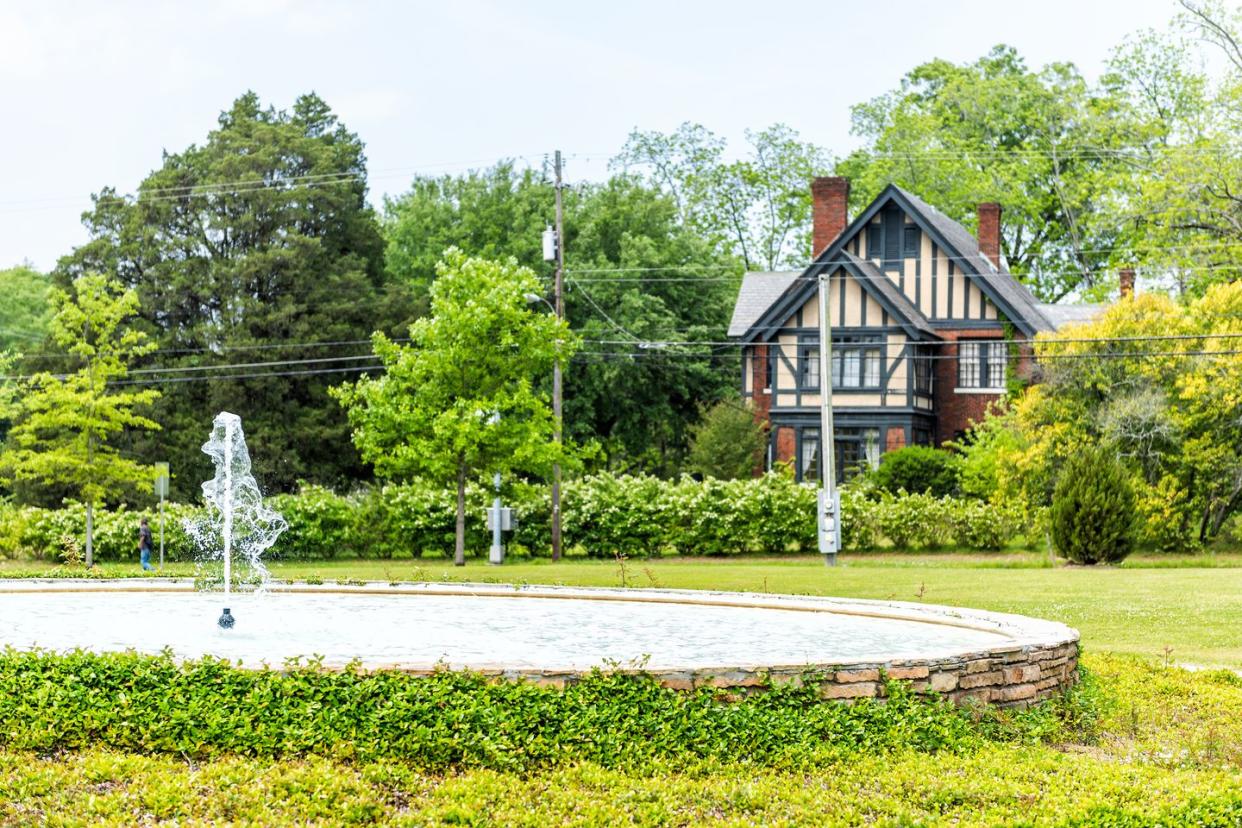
[865,207,921,271]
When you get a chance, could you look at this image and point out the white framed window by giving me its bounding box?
[958,340,1007,390]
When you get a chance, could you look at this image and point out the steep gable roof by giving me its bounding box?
[894,187,1054,334]
[732,184,1056,340]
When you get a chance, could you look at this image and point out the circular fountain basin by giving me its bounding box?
[0,581,1079,705]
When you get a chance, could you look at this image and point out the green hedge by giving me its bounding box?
[0,474,1024,562]
[0,650,1083,770]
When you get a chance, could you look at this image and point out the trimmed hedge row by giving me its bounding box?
[0,474,1025,562]
[0,649,1078,769]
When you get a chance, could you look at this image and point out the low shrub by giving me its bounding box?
[1050,445,1137,565]
[871,446,961,498]
[0,473,1025,561]
[0,650,1089,771]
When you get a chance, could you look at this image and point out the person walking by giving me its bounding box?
[138,517,155,572]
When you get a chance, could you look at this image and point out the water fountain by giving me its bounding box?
[184,412,287,629]
[0,412,1080,707]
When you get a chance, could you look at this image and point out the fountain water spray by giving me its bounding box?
[185,412,287,628]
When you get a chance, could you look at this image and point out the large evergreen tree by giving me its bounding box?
[56,93,413,497]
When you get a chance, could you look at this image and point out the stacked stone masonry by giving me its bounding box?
[400,640,1079,709]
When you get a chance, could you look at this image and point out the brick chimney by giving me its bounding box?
[1119,267,1135,298]
[812,177,850,258]
[977,202,1002,270]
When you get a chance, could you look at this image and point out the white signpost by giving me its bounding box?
[154,462,170,570]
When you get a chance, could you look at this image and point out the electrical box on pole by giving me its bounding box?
[542,225,558,262]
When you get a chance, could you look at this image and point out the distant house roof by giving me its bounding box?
[731,184,1059,342]
[727,270,800,337]
[894,187,1055,334]
[1036,302,1103,330]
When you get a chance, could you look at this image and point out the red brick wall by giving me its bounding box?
[933,329,1007,444]
[775,426,796,467]
[811,177,850,257]
[977,203,1002,269]
[885,426,906,452]
[750,345,771,422]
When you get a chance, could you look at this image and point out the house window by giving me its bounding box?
[958,340,1007,389]
[800,431,820,481]
[866,224,882,259]
[913,346,934,395]
[903,226,921,257]
[798,341,820,390]
[830,336,883,389]
[798,427,879,483]
[913,426,932,446]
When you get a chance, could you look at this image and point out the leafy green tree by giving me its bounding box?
[1050,444,1136,565]
[382,164,740,473]
[838,46,1131,301]
[333,250,578,565]
[56,92,413,497]
[0,265,51,352]
[685,400,767,480]
[614,123,831,270]
[1104,4,1242,296]
[1,274,160,566]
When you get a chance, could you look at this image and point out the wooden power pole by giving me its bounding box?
[552,150,565,561]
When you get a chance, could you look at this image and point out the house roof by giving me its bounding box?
[1036,302,1103,330]
[840,251,937,338]
[727,270,800,337]
[731,184,1058,341]
[892,187,1055,334]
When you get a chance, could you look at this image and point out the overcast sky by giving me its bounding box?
[0,0,1182,271]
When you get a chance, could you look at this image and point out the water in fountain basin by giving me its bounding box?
[184,412,287,608]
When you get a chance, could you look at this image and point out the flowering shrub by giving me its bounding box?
[0,474,1024,561]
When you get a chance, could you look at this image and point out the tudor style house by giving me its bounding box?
[728,177,1099,482]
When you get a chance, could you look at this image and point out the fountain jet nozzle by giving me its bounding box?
[218,607,235,629]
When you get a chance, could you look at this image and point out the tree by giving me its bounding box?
[969,282,1242,550]
[614,123,832,270]
[0,265,51,352]
[382,164,740,473]
[685,400,767,480]
[838,46,1132,301]
[1104,4,1242,297]
[333,250,578,564]
[1050,444,1136,565]
[0,274,160,566]
[56,92,413,497]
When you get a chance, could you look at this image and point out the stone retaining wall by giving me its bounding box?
[394,640,1079,708]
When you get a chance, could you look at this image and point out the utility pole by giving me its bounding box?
[817,272,840,566]
[551,150,565,562]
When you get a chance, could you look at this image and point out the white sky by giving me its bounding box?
[0,0,1182,271]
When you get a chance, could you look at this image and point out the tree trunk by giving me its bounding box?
[85,500,94,568]
[455,464,466,567]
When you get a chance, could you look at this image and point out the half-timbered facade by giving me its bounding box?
[729,177,1094,482]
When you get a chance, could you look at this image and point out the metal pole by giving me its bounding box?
[159,497,165,570]
[490,471,503,565]
[818,272,838,566]
[551,149,565,562]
